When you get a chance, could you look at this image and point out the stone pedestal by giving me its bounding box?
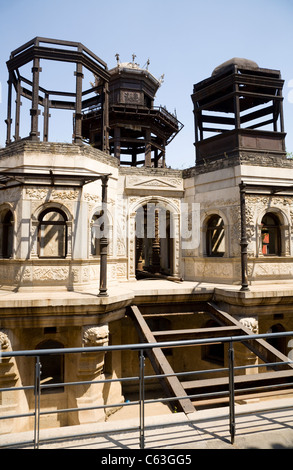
[234,317,259,375]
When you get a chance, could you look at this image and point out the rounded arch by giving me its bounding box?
[256,206,289,227]
[0,203,15,259]
[129,195,180,216]
[259,210,284,256]
[201,209,229,229]
[129,196,180,279]
[31,203,73,259]
[37,207,68,258]
[32,201,73,223]
[202,210,228,258]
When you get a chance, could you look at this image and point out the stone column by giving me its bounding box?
[70,324,109,425]
[234,316,259,376]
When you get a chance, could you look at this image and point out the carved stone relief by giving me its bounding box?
[26,188,80,201]
[82,324,109,347]
[0,329,11,350]
[79,324,109,377]
[236,316,259,334]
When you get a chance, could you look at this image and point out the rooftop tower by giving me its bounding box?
[81,55,183,167]
[191,58,286,165]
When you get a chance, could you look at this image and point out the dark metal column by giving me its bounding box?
[113,127,121,160]
[102,81,109,153]
[30,57,41,141]
[145,129,152,167]
[14,79,21,141]
[99,175,109,297]
[240,182,249,291]
[228,341,236,444]
[74,59,83,143]
[233,81,241,129]
[43,93,50,142]
[5,72,13,145]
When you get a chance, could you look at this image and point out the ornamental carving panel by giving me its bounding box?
[26,188,80,201]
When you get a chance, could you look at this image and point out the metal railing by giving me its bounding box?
[1,330,293,449]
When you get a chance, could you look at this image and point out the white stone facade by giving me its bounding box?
[2,142,293,290]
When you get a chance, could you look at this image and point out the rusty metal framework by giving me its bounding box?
[129,302,293,418]
[191,59,286,164]
[5,37,110,149]
[82,61,183,167]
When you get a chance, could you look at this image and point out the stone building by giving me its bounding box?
[0,39,293,433]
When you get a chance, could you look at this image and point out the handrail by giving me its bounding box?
[0,330,293,449]
[2,330,293,358]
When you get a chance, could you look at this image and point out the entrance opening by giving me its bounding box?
[135,204,173,279]
[36,339,64,394]
[266,323,287,364]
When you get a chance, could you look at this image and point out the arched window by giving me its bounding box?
[206,215,225,257]
[91,212,103,256]
[36,339,64,394]
[0,209,14,258]
[261,213,281,256]
[38,208,67,258]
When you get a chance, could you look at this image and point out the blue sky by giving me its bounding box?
[1,0,293,169]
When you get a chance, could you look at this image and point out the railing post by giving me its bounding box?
[139,349,145,449]
[34,356,41,449]
[228,341,236,444]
